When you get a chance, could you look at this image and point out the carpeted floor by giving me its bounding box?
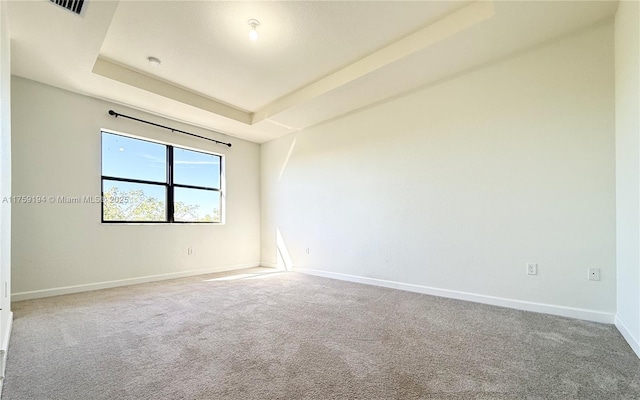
[3,267,640,400]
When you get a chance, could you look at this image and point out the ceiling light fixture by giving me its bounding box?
[147,56,161,67]
[248,19,260,41]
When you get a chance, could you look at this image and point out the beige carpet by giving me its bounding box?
[3,267,640,399]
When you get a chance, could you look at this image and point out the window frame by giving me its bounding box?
[100,129,224,224]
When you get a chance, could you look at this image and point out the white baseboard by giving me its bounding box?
[12,263,261,302]
[615,314,640,359]
[260,262,278,269]
[295,268,615,324]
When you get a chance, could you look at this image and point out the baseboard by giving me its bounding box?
[12,263,261,302]
[295,268,615,324]
[260,262,278,268]
[615,314,640,359]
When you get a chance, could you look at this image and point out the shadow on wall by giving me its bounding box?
[279,137,297,180]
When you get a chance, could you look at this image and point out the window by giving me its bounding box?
[101,131,223,223]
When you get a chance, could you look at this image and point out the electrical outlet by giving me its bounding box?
[305,248,310,255]
[588,268,600,281]
[526,263,538,275]
[187,247,193,256]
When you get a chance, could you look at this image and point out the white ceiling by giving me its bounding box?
[7,1,618,144]
[102,1,466,111]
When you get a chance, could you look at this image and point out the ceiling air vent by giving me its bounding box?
[49,0,85,16]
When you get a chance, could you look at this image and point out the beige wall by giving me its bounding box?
[615,0,640,357]
[261,21,616,322]
[11,77,261,299]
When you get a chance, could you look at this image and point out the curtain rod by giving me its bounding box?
[108,110,232,148]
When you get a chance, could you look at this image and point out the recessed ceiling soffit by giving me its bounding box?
[91,1,495,127]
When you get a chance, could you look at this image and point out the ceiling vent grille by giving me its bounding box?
[49,0,85,15]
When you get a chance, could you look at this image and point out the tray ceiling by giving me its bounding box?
[7,1,618,143]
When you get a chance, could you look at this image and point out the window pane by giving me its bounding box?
[102,133,166,183]
[174,187,220,222]
[173,147,220,188]
[102,180,167,222]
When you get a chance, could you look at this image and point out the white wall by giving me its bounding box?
[11,77,261,299]
[615,0,640,358]
[0,0,13,382]
[261,21,616,322]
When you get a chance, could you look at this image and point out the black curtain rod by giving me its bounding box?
[108,110,232,148]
